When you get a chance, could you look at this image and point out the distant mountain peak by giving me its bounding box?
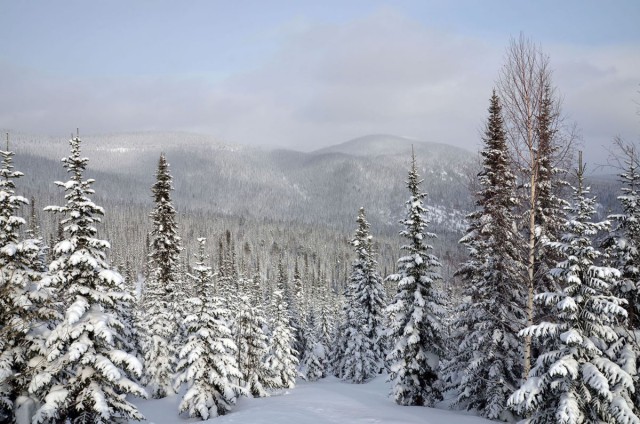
[314,134,470,158]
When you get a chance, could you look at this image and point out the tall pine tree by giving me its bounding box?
[386,151,447,406]
[266,289,298,389]
[234,290,273,397]
[174,238,245,419]
[0,138,54,423]
[603,139,640,414]
[289,259,305,358]
[508,155,639,423]
[33,135,146,423]
[143,153,182,398]
[340,207,386,383]
[444,91,526,420]
[298,311,326,382]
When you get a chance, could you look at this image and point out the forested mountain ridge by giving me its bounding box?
[6,130,619,282]
[8,131,473,235]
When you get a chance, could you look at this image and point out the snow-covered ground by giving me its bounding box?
[134,375,495,424]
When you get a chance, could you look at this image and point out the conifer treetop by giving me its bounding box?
[152,153,174,204]
[386,152,446,407]
[0,133,28,248]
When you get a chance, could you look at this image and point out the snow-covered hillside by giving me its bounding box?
[134,375,494,424]
[315,134,470,160]
[10,131,474,235]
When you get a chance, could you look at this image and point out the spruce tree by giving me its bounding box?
[535,83,568,271]
[0,139,54,423]
[113,264,140,356]
[386,151,447,406]
[234,292,273,398]
[298,311,326,382]
[341,207,386,383]
[172,262,190,351]
[266,289,299,389]
[217,231,238,313]
[143,153,182,398]
[508,156,639,423]
[290,259,305,358]
[174,238,245,419]
[603,139,640,413]
[316,279,334,351]
[33,135,146,423]
[331,285,352,379]
[444,91,525,420]
[297,277,331,381]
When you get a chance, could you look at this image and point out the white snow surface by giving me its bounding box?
[133,374,494,424]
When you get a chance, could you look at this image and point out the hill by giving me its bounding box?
[10,131,475,236]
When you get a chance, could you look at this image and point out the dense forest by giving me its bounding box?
[0,35,638,424]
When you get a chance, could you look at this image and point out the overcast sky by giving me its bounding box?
[0,0,638,162]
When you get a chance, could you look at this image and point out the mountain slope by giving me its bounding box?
[315,134,469,159]
[12,131,475,236]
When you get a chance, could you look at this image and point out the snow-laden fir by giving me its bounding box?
[335,207,386,383]
[233,289,273,397]
[265,289,299,390]
[385,151,447,407]
[33,136,146,423]
[174,237,246,420]
[0,141,55,422]
[142,153,182,399]
[444,91,525,421]
[508,158,639,423]
[603,140,640,411]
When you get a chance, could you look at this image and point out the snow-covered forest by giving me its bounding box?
[1,33,639,424]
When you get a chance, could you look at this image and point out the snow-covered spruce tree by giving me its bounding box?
[603,138,640,413]
[26,196,41,239]
[341,207,386,383]
[142,153,182,398]
[331,282,352,379]
[298,311,326,382]
[290,259,305,358]
[276,256,289,310]
[508,155,639,424]
[266,289,299,389]
[25,196,48,274]
[234,292,273,398]
[113,262,140,356]
[174,238,245,419]
[0,141,55,423]
[444,91,526,421]
[316,279,334,351]
[386,150,447,407]
[172,262,190,350]
[533,83,569,295]
[249,268,263,308]
[32,135,146,423]
[217,231,238,305]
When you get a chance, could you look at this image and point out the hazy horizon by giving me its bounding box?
[1,1,638,165]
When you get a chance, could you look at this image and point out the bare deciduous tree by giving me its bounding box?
[497,33,575,380]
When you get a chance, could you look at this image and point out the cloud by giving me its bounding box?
[0,64,215,136]
[0,8,636,162]
[206,10,500,149]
